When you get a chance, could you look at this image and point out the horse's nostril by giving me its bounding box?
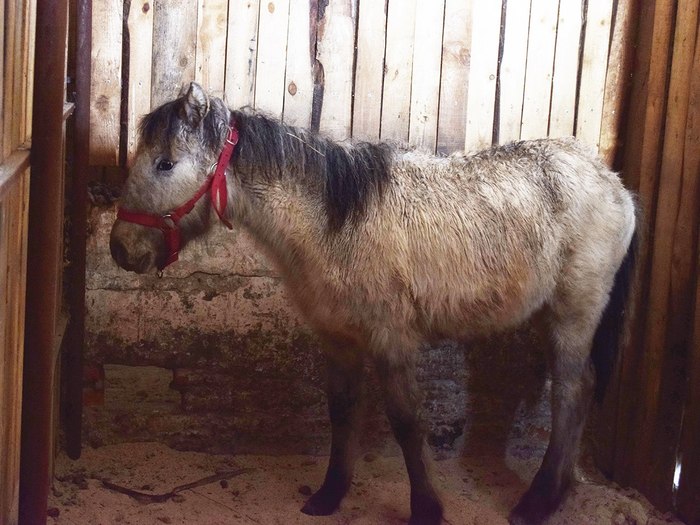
[110,237,129,268]
[136,253,151,273]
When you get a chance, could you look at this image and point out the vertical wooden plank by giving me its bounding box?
[126,0,154,163]
[593,0,643,481]
[352,0,387,141]
[255,0,290,118]
[195,0,229,98]
[598,0,637,165]
[90,0,122,165]
[22,0,37,145]
[548,0,582,138]
[3,0,16,159]
[283,0,314,128]
[10,0,24,151]
[1,170,29,525]
[640,0,700,507]
[497,0,530,144]
[0,0,5,162]
[151,0,198,107]
[224,0,260,108]
[0,200,6,524]
[316,0,356,140]
[18,0,31,143]
[613,0,676,489]
[678,245,700,523]
[380,0,417,143]
[408,0,445,152]
[575,0,613,147]
[464,0,502,151]
[520,0,559,140]
[675,28,700,523]
[437,0,471,153]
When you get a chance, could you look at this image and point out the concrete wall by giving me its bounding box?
[84,204,551,457]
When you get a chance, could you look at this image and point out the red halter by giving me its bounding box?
[117,122,238,272]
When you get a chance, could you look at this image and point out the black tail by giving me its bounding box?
[591,220,640,403]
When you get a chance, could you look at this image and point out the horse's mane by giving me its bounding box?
[231,109,393,230]
[139,100,393,230]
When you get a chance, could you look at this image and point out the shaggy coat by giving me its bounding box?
[111,83,638,525]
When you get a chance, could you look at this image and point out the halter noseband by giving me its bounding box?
[116,121,238,273]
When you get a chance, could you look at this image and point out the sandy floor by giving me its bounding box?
[47,442,682,525]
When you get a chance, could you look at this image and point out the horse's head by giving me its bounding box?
[110,82,232,273]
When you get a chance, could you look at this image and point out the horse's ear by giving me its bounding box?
[180,82,210,128]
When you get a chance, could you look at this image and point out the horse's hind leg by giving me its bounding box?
[510,286,607,524]
[302,348,364,516]
[375,349,443,525]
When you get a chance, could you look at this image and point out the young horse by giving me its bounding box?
[110,83,638,525]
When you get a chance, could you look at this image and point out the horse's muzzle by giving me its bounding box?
[109,221,162,274]
[109,236,151,273]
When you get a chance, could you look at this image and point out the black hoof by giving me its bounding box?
[408,494,443,525]
[508,488,564,525]
[300,486,345,516]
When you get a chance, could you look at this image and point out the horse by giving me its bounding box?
[110,82,638,525]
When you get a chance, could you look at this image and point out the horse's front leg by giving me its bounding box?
[302,349,364,516]
[376,351,443,525]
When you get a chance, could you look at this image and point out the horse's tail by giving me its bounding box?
[591,206,640,403]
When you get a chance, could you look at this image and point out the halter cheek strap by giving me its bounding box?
[116,121,238,272]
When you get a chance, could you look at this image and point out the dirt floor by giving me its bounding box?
[47,441,683,525]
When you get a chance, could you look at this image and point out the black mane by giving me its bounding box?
[232,110,393,230]
[139,100,394,230]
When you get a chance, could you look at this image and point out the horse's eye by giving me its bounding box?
[156,159,174,172]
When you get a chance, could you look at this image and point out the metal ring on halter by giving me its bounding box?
[161,213,177,229]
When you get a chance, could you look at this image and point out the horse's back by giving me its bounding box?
[371,137,636,339]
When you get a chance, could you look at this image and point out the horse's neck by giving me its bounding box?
[233,177,328,275]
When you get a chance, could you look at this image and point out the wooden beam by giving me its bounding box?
[464,0,502,151]
[224,0,260,109]
[497,0,530,144]
[316,0,356,140]
[195,0,228,98]
[254,0,290,118]
[126,0,153,163]
[520,0,558,140]
[548,0,582,138]
[614,0,675,488]
[576,0,614,147]
[20,1,69,522]
[352,0,387,141]
[283,0,315,128]
[380,0,417,143]
[89,0,122,165]
[408,0,445,152]
[437,0,471,153]
[151,0,197,107]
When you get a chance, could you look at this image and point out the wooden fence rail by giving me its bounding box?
[91,0,629,166]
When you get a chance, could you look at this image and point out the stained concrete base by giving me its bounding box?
[48,442,681,525]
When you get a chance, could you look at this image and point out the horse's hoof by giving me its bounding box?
[408,496,443,525]
[300,487,343,516]
[408,514,442,525]
[508,493,558,525]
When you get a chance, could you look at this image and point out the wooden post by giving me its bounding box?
[20,0,69,523]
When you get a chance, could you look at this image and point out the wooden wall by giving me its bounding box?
[606,1,700,522]
[0,1,35,524]
[90,0,629,166]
